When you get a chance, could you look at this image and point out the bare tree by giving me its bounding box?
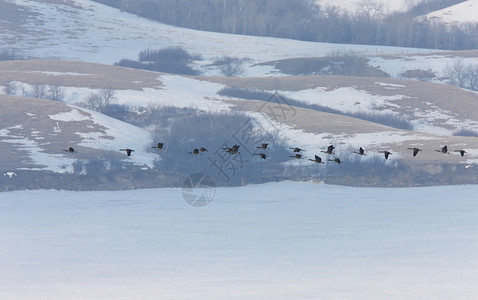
[217,56,245,77]
[47,84,65,101]
[82,88,116,111]
[446,59,467,88]
[99,88,116,106]
[356,0,384,21]
[465,64,478,91]
[84,92,103,111]
[2,81,18,95]
[32,85,49,99]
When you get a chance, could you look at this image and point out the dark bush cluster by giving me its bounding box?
[115,47,200,75]
[0,49,23,61]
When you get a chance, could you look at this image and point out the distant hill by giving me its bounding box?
[2,1,478,189]
[91,0,478,50]
[3,60,478,189]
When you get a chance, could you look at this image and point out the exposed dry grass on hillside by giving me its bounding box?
[203,74,478,131]
[3,60,478,185]
[0,60,162,90]
[0,94,122,170]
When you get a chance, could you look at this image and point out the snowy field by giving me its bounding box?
[1,181,477,299]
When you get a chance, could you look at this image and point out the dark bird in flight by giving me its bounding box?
[63,147,76,153]
[321,145,335,155]
[354,147,365,155]
[290,147,304,153]
[188,148,200,155]
[152,142,164,150]
[435,145,448,154]
[407,147,422,157]
[199,147,208,152]
[290,153,303,159]
[120,148,134,156]
[379,150,392,160]
[257,143,268,150]
[309,155,324,164]
[223,145,240,154]
[454,149,467,157]
[254,153,267,160]
[328,157,342,164]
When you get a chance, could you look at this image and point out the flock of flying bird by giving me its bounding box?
[62,143,469,164]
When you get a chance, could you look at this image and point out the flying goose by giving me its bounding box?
[407,147,422,157]
[290,147,304,153]
[309,155,324,164]
[199,147,208,152]
[254,153,267,160]
[454,149,467,157]
[119,148,135,156]
[321,145,335,155]
[435,145,448,154]
[290,153,303,159]
[222,145,240,154]
[188,148,200,155]
[354,147,365,155]
[152,142,164,150]
[379,150,392,160]
[328,157,342,164]
[63,147,76,153]
[257,143,268,150]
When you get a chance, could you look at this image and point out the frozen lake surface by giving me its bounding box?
[1,181,478,299]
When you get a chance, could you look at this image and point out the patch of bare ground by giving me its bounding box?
[0,94,122,170]
[253,56,390,77]
[202,74,478,131]
[0,60,162,90]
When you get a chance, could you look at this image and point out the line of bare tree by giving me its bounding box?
[445,59,478,91]
[2,81,65,101]
[93,0,478,50]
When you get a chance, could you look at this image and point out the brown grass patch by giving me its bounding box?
[0,94,123,170]
[0,60,163,90]
[202,74,478,130]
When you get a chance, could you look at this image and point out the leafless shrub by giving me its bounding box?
[2,81,18,95]
[213,56,246,77]
[47,84,65,101]
[82,88,116,111]
[32,85,49,99]
[445,59,478,91]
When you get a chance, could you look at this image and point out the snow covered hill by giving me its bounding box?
[426,0,478,25]
[3,59,478,188]
[2,0,478,188]
[317,0,478,26]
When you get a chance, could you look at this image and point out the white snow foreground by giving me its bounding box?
[0,181,477,299]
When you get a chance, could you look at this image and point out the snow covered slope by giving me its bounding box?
[0,0,431,66]
[317,0,421,14]
[1,0,475,81]
[426,0,478,25]
[0,94,157,173]
[317,0,478,26]
[2,1,478,187]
